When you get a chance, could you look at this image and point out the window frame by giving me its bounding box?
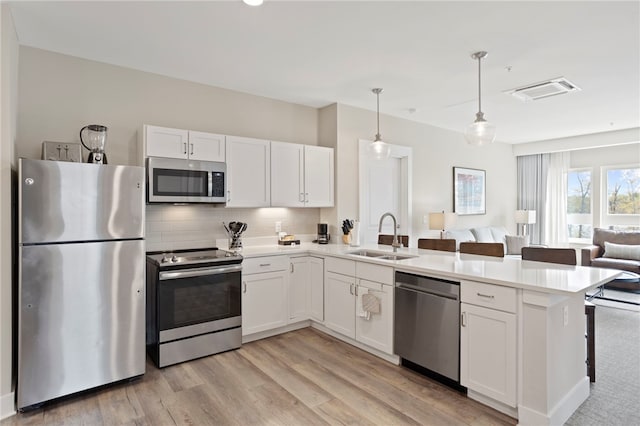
[566,167,593,243]
[601,164,640,231]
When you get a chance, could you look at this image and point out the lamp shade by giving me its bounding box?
[429,212,457,230]
[465,117,496,146]
[515,210,536,224]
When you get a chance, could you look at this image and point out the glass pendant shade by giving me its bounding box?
[466,51,496,146]
[369,88,391,159]
[368,137,391,159]
[465,112,496,146]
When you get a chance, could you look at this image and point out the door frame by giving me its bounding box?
[358,139,412,245]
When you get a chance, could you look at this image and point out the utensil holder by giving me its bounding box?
[229,236,242,250]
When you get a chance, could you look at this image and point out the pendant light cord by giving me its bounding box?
[477,55,482,114]
[376,91,380,136]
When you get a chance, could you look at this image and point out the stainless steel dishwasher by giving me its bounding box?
[394,271,461,383]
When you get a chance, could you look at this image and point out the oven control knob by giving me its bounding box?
[161,255,170,263]
[171,255,178,263]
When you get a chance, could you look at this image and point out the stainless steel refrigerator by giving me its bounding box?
[17,158,146,410]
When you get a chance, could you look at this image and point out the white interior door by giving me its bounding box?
[359,140,412,246]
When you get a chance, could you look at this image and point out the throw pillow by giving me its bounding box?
[471,227,494,242]
[443,229,476,251]
[603,242,640,261]
[506,235,529,255]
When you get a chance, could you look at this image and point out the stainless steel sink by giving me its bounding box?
[377,254,417,261]
[347,250,417,261]
[347,249,386,257]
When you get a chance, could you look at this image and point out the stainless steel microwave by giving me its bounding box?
[146,157,226,204]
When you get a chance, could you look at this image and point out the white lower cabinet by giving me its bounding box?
[324,257,393,354]
[242,256,288,336]
[289,256,325,323]
[355,279,392,354]
[308,257,325,322]
[324,271,356,337]
[460,281,517,407]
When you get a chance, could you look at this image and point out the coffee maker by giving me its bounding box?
[317,223,330,244]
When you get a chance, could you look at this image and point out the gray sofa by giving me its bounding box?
[581,228,640,274]
[443,226,528,256]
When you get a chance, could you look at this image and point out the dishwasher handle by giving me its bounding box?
[396,282,459,301]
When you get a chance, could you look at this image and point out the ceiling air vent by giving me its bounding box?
[507,77,581,102]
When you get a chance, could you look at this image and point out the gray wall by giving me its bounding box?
[325,103,517,239]
[1,4,19,419]
[17,47,319,165]
[16,47,325,252]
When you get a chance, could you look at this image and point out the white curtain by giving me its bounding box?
[544,152,570,246]
[517,154,548,245]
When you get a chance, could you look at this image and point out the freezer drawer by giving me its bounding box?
[17,240,145,409]
[19,158,144,244]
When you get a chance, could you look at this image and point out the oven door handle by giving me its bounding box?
[159,264,242,280]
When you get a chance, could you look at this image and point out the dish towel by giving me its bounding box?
[361,292,381,321]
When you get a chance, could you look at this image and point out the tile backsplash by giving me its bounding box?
[145,205,321,252]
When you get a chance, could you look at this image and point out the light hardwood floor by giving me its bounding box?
[2,328,516,425]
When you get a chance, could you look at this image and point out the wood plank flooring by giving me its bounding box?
[2,328,516,425]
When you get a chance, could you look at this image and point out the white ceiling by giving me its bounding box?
[8,1,640,144]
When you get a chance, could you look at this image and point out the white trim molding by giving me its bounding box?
[1,391,15,420]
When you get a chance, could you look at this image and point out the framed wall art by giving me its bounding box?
[453,167,486,215]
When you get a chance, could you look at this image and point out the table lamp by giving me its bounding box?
[515,210,536,237]
[429,211,457,239]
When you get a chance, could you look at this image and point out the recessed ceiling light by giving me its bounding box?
[243,0,264,6]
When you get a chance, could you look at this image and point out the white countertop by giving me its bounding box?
[238,242,622,295]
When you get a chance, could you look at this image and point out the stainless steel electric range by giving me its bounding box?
[146,247,243,368]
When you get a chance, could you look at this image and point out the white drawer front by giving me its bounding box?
[325,256,356,276]
[356,262,393,285]
[243,255,289,275]
[461,281,517,313]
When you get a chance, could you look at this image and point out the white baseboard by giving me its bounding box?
[310,323,400,365]
[467,390,518,419]
[0,391,15,420]
[518,377,589,426]
[242,320,311,343]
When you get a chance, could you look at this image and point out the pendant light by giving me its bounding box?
[465,51,496,146]
[368,88,391,159]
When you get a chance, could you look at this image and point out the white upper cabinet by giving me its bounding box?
[144,125,189,159]
[143,125,225,162]
[187,131,225,162]
[271,142,334,207]
[226,136,270,207]
[303,145,334,207]
[271,142,304,207]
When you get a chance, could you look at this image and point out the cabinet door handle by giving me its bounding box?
[477,292,495,299]
[355,285,359,296]
[305,192,309,202]
[227,190,231,202]
[183,142,187,154]
[299,192,305,202]
[259,263,271,267]
[190,143,194,155]
[243,282,247,293]
[290,263,294,273]
[461,312,466,327]
[349,283,354,295]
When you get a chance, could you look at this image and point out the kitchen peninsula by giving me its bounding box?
[236,242,621,426]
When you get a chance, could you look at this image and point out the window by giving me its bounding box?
[567,169,592,241]
[603,166,640,231]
